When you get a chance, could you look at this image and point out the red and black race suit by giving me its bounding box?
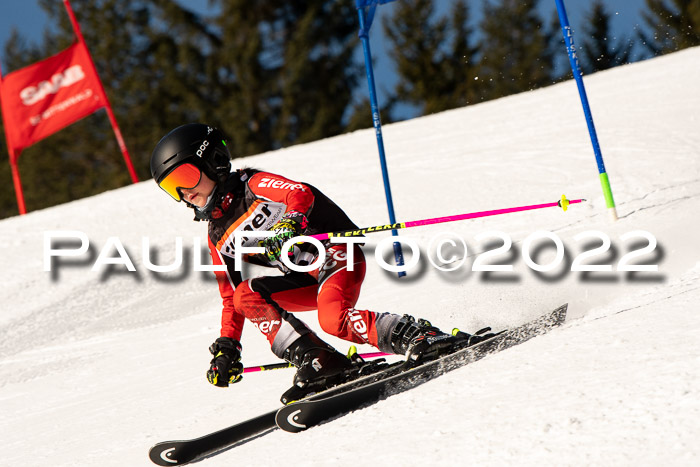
[207,169,399,357]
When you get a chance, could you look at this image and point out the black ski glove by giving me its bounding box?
[207,337,243,387]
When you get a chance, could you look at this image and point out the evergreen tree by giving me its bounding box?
[477,0,554,101]
[0,10,129,217]
[447,0,481,107]
[342,98,375,133]
[639,0,700,54]
[209,0,362,153]
[208,1,277,156]
[0,0,215,217]
[580,1,634,73]
[1,0,363,217]
[544,9,570,83]
[0,30,50,217]
[383,0,479,115]
[274,1,361,147]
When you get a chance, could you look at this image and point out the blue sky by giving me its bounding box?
[0,0,650,119]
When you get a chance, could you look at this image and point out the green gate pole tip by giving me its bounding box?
[599,172,618,221]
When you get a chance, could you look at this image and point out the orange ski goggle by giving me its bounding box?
[158,163,202,201]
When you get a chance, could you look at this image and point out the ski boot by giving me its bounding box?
[389,315,461,365]
[391,316,500,366]
[280,332,354,405]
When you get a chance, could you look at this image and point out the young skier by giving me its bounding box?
[150,123,492,403]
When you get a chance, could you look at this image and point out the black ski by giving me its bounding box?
[276,303,567,432]
[148,304,567,464]
[148,409,277,466]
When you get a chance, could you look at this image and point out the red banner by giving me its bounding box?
[0,41,106,162]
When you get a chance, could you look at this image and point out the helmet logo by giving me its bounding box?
[196,140,209,157]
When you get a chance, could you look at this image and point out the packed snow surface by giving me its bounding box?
[1,47,699,466]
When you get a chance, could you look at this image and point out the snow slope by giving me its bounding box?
[1,47,699,466]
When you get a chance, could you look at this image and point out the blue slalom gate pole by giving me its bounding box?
[356,0,406,276]
[555,0,618,221]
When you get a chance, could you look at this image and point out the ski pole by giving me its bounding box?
[243,362,293,373]
[310,195,584,241]
[243,351,392,374]
[554,0,618,222]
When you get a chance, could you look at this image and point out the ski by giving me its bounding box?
[276,303,567,432]
[148,304,567,464]
[148,409,277,466]
[146,362,390,465]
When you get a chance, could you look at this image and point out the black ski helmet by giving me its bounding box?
[151,123,231,189]
[151,123,232,219]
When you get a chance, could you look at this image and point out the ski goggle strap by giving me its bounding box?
[158,163,202,201]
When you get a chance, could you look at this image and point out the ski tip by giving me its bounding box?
[149,443,188,466]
